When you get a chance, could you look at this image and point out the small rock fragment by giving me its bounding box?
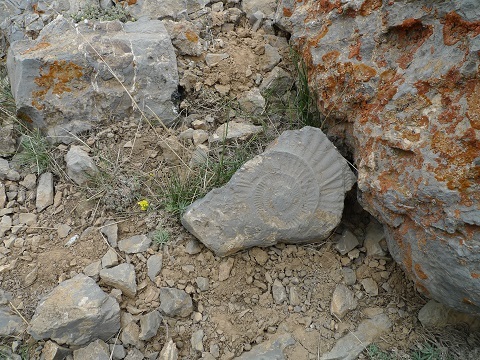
[218,258,235,281]
[100,220,118,247]
[147,254,163,282]
[57,223,71,239]
[36,172,54,212]
[342,267,357,286]
[159,287,193,318]
[331,284,358,319]
[118,235,151,254]
[361,278,379,296]
[335,230,359,256]
[101,248,119,268]
[238,87,265,114]
[100,263,137,297]
[185,239,201,254]
[159,339,178,360]
[364,220,387,257]
[139,310,162,341]
[234,333,295,360]
[191,329,204,352]
[209,121,263,144]
[42,340,72,360]
[272,279,287,304]
[195,277,210,292]
[65,146,98,185]
[73,339,110,360]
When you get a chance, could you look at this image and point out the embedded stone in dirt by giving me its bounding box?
[335,230,359,256]
[139,310,162,341]
[182,127,356,256]
[364,220,387,258]
[65,146,98,185]
[147,254,163,282]
[418,300,480,330]
[100,220,118,247]
[159,339,178,360]
[320,314,392,360]
[41,340,72,360]
[234,333,295,360]
[99,263,137,298]
[209,121,264,144]
[159,287,193,318]
[0,307,26,337]
[118,234,151,254]
[28,274,120,346]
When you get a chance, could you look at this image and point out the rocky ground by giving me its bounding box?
[1,1,480,360]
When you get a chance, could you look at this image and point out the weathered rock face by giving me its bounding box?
[182,127,356,256]
[7,15,178,142]
[285,0,480,314]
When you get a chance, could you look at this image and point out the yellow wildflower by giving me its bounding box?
[137,199,149,211]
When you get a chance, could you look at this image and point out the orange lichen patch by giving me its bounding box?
[185,30,199,43]
[31,99,44,111]
[443,11,480,46]
[353,64,376,81]
[377,171,401,193]
[21,42,51,55]
[307,25,330,50]
[466,80,480,130]
[321,50,340,65]
[415,282,430,296]
[359,0,382,17]
[283,7,293,17]
[32,3,44,14]
[396,21,433,69]
[414,263,428,280]
[33,60,84,102]
[305,0,342,20]
[348,38,362,60]
[471,273,480,279]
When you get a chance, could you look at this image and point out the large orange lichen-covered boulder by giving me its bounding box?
[284,0,480,314]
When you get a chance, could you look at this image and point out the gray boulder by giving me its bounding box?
[0,306,26,337]
[28,274,120,346]
[65,146,98,185]
[7,16,179,143]
[182,127,356,256]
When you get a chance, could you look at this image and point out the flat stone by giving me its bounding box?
[109,344,126,360]
[57,223,71,239]
[65,146,98,185]
[218,257,235,281]
[183,127,356,256]
[100,220,118,247]
[272,279,287,304]
[83,260,102,281]
[259,66,293,96]
[19,173,37,190]
[36,172,54,212]
[159,339,178,360]
[234,333,295,360]
[139,310,162,341]
[289,286,301,306]
[320,314,392,360]
[0,183,6,208]
[118,235,151,254]
[101,248,119,268]
[261,44,282,72]
[147,254,163,282]
[250,247,269,265]
[27,274,120,346]
[125,348,144,360]
[361,278,379,296]
[335,230,359,256]
[0,289,12,305]
[238,87,265,114]
[209,121,263,144]
[159,287,193,318]
[195,277,210,292]
[100,263,137,298]
[120,322,142,348]
[205,53,229,67]
[0,215,11,238]
[0,306,26,336]
[330,284,358,319]
[73,339,109,360]
[191,329,204,352]
[42,340,72,360]
[18,213,37,226]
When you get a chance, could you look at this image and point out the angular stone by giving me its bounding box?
[163,19,204,57]
[330,284,358,319]
[73,339,110,360]
[19,173,37,190]
[335,230,359,256]
[320,314,392,360]
[259,66,293,96]
[83,260,102,281]
[159,339,178,360]
[361,278,379,296]
[238,87,265,114]
[120,321,142,348]
[234,333,295,360]
[209,121,263,144]
[288,0,480,315]
[218,257,235,281]
[124,0,208,21]
[36,172,54,212]
[364,220,387,258]
[100,263,137,298]
[57,223,71,239]
[159,287,193,318]
[0,183,6,209]
[18,213,37,226]
[28,274,120,346]
[183,127,356,256]
[42,340,72,360]
[191,329,204,352]
[7,16,178,142]
[147,254,163,282]
[100,220,118,247]
[118,234,151,254]
[0,306,26,336]
[139,310,162,341]
[185,239,201,255]
[195,277,209,292]
[0,215,12,239]
[261,44,282,72]
[125,348,144,360]
[342,267,357,286]
[101,248,119,268]
[65,146,98,185]
[109,344,126,360]
[242,0,277,18]
[205,53,229,67]
[272,279,287,304]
